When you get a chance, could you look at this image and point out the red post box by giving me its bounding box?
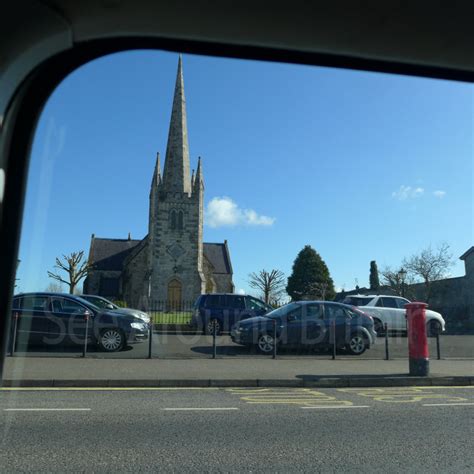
[405,302,429,376]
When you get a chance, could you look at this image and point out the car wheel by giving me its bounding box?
[257,333,275,354]
[206,319,221,336]
[427,320,442,337]
[347,333,368,355]
[373,318,384,335]
[98,329,124,352]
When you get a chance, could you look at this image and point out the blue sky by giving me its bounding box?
[17,50,473,295]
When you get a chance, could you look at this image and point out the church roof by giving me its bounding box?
[88,237,142,271]
[88,236,232,275]
[203,242,233,275]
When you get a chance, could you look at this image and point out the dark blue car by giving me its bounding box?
[191,293,273,335]
[230,301,377,355]
[10,293,150,352]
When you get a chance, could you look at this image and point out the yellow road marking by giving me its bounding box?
[338,387,471,403]
[227,388,354,407]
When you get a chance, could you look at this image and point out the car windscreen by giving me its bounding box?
[343,297,373,306]
[265,302,300,318]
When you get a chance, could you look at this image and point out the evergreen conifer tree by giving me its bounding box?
[369,260,380,290]
[286,245,336,301]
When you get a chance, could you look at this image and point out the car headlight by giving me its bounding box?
[131,322,147,330]
[133,313,150,323]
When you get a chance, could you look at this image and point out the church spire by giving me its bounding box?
[162,55,191,194]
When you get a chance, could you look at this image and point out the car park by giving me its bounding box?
[10,292,150,352]
[81,294,150,323]
[191,293,273,335]
[342,295,446,336]
[231,301,377,355]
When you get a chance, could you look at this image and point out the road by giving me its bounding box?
[1,386,473,472]
[11,334,474,360]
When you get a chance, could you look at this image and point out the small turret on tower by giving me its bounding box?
[193,156,204,193]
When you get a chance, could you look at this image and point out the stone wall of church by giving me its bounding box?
[83,270,122,300]
[149,189,205,302]
[213,273,235,293]
[122,244,149,308]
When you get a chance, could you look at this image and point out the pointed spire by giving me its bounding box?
[191,169,195,187]
[194,156,204,193]
[162,55,191,194]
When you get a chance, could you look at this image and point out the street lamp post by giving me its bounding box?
[398,267,407,297]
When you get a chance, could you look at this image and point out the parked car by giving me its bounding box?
[231,301,376,355]
[81,294,150,323]
[342,295,446,336]
[191,293,273,335]
[10,293,150,352]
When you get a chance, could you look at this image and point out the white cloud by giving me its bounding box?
[237,288,246,295]
[392,185,424,201]
[205,196,275,228]
[433,190,447,198]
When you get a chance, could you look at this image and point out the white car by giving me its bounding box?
[342,295,445,336]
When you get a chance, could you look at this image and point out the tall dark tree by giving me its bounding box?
[369,260,380,290]
[286,245,336,301]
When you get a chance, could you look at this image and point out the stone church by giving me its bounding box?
[83,57,234,307]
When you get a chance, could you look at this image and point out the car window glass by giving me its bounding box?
[381,297,399,309]
[287,305,303,320]
[325,305,347,319]
[396,298,410,309]
[21,296,48,311]
[226,295,245,309]
[247,297,267,311]
[375,299,384,307]
[12,298,21,310]
[52,297,87,314]
[205,295,222,308]
[302,304,322,319]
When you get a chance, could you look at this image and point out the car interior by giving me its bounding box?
[0,2,472,470]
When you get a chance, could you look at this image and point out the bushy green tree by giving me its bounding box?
[369,260,380,290]
[286,245,336,301]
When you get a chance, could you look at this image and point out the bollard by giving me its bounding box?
[10,312,19,356]
[82,311,90,358]
[272,319,277,360]
[332,319,336,360]
[384,323,389,360]
[436,332,441,360]
[212,319,217,359]
[148,323,153,359]
[405,302,429,376]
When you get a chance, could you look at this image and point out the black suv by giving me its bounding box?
[9,293,150,352]
[191,293,273,335]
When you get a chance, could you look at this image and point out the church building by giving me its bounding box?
[83,57,234,307]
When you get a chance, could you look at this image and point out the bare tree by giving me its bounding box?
[44,282,64,293]
[380,267,416,297]
[402,242,454,301]
[47,251,93,294]
[248,269,286,305]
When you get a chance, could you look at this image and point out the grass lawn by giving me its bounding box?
[151,311,192,325]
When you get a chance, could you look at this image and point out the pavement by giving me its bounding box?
[1,387,473,472]
[2,355,473,388]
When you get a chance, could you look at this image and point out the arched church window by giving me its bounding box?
[170,210,177,230]
[178,211,184,230]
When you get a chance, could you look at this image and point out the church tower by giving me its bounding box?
[148,56,206,303]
